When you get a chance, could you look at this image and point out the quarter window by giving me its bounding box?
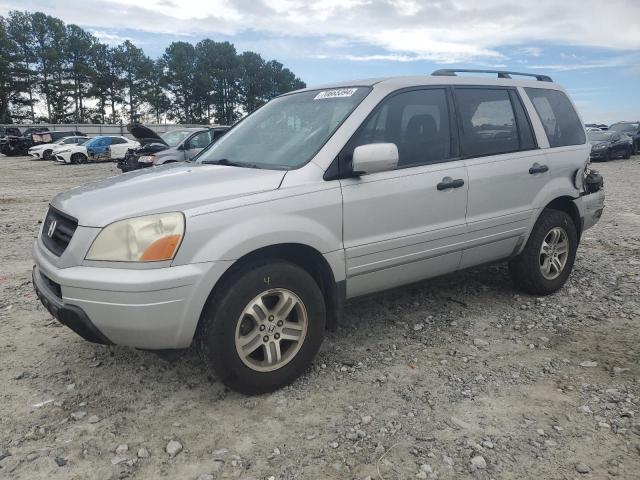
[454,88,520,157]
[524,88,585,147]
[346,88,452,168]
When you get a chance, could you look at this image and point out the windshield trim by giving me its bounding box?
[193,86,373,170]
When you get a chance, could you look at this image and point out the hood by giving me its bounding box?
[51,162,286,227]
[589,140,609,147]
[127,123,168,146]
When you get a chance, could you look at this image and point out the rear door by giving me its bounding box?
[340,87,469,298]
[454,86,542,268]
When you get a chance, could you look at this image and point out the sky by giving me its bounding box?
[1,0,639,124]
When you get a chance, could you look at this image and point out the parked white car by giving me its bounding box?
[28,136,89,160]
[55,136,138,164]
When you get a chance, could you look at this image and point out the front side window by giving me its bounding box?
[197,87,370,169]
[454,88,519,157]
[525,88,586,147]
[188,131,212,149]
[344,88,452,168]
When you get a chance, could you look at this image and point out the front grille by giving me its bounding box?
[42,206,78,256]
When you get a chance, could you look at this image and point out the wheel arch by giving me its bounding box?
[542,196,582,240]
[197,243,344,337]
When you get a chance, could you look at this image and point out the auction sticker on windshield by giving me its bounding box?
[314,88,358,100]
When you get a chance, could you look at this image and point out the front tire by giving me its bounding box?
[509,209,578,295]
[70,153,87,164]
[623,146,631,159]
[198,260,326,395]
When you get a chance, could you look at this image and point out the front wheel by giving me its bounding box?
[198,260,326,395]
[509,209,578,295]
[623,146,631,159]
[70,153,87,164]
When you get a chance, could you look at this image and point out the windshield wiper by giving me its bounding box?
[200,158,259,168]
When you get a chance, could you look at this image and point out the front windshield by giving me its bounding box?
[588,131,612,141]
[161,130,192,147]
[610,123,638,133]
[196,87,371,169]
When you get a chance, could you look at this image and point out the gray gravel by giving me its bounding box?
[1,154,639,479]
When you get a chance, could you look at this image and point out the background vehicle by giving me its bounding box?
[33,70,604,394]
[0,126,21,138]
[55,139,92,164]
[86,136,138,162]
[609,121,640,154]
[28,136,89,160]
[0,127,50,156]
[118,125,229,172]
[588,130,633,161]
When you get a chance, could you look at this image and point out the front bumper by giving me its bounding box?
[589,149,608,160]
[33,240,231,349]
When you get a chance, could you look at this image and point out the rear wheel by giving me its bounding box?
[509,209,578,295]
[198,260,326,394]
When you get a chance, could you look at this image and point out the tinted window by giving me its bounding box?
[188,131,212,149]
[347,88,452,168]
[524,88,585,147]
[110,137,127,144]
[454,88,519,157]
[610,122,639,134]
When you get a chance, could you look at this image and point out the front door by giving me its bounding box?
[339,88,469,298]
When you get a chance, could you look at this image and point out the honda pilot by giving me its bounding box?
[33,70,605,394]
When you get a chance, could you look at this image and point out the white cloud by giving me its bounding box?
[1,0,639,63]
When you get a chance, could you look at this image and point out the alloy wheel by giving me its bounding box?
[234,288,308,372]
[539,226,569,280]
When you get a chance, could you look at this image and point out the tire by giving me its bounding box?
[71,153,87,164]
[623,147,631,160]
[603,149,611,162]
[43,149,52,160]
[509,209,578,296]
[198,260,326,395]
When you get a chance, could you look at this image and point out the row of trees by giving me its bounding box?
[0,11,306,125]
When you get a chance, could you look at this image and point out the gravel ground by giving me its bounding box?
[1,154,639,480]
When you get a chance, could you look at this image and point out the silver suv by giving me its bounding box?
[33,69,605,394]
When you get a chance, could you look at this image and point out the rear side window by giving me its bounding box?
[110,137,127,144]
[524,88,585,147]
[346,88,452,168]
[454,88,520,157]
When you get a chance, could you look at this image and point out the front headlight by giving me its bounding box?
[86,212,185,262]
[139,155,155,164]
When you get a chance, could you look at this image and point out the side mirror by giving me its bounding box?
[352,143,399,175]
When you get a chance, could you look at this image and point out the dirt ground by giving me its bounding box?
[1,154,639,480]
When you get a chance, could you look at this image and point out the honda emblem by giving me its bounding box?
[47,220,57,238]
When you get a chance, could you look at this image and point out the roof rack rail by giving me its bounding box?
[431,69,553,82]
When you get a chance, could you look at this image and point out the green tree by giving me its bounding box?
[31,12,70,122]
[6,11,36,122]
[196,40,240,124]
[144,59,170,124]
[238,51,270,114]
[113,40,154,123]
[162,41,197,123]
[65,24,95,122]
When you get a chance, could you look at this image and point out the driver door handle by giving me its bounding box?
[529,162,549,174]
[437,177,465,190]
